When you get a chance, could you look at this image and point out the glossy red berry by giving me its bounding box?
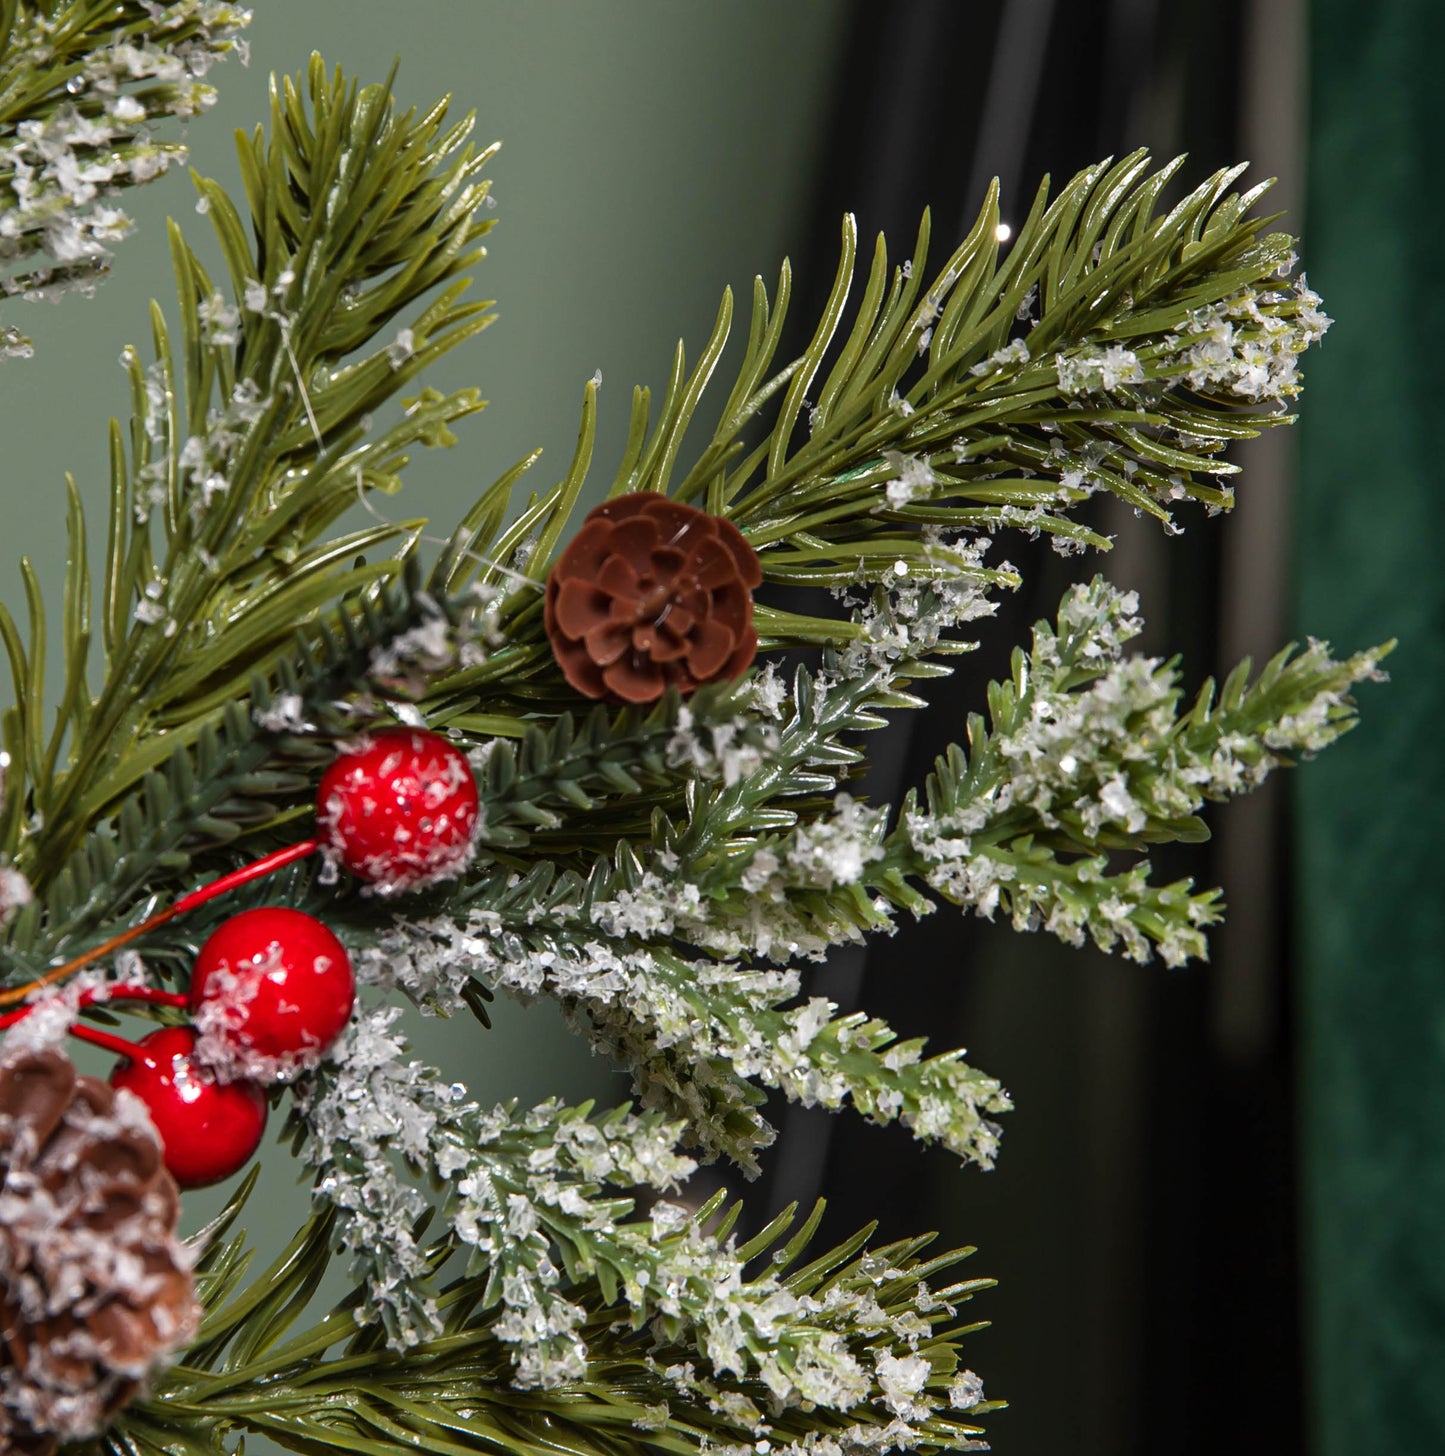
[109,1027,267,1190]
[316,727,479,891]
[189,906,355,1082]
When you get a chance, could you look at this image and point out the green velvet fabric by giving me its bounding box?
[1298,6,1445,1449]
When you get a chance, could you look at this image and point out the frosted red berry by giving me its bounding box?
[316,727,479,891]
[109,1027,267,1189]
[189,906,355,1082]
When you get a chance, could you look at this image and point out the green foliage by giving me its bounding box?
[468,680,772,854]
[410,153,1325,718]
[0,18,1389,1456]
[0,110,1343,946]
[889,578,1392,964]
[0,54,494,898]
[115,1181,998,1456]
[0,568,455,980]
[0,0,250,350]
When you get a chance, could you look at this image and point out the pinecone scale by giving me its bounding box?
[0,1046,199,1452]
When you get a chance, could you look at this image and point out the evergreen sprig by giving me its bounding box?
[418,149,1329,715]
[119,1176,998,1456]
[893,578,1391,964]
[0,17,1389,1456]
[0,53,494,902]
[469,680,774,854]
[0,0,250,354]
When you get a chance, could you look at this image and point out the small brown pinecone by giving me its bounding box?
[0,1045,199,1451]
[544,492,762,704]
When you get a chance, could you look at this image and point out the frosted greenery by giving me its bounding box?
[0,9,1387,1455]
[0,0,250,354]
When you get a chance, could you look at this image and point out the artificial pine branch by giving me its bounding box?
[124,1178,998,1456]
[895,579,1391,964]
[0,0,251,356]
[0,15,1391,1456]
[1,54,494,895]
[465,680,775,855]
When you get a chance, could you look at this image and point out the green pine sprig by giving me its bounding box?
[119,1178,998,1456]
[0,55,494,903]
[0,23,1390,1456]
[0,0,251,354]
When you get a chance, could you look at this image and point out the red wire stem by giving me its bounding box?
[0,838,322,1008]
[67,1023,152,1063]
[0,983,188,1031]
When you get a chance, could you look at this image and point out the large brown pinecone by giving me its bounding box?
[544,492,762,704]
[0,1045,199,1451]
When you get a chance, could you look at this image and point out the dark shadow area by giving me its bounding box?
[732,4,1306,1453]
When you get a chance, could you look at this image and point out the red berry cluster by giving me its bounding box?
[111,907,358,1188]
[4,729,480,1191]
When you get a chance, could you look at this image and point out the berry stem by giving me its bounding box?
[0,984,189,1031]
[0,839,322,1007]
[67,1023,151,1063]
[168,839,322,918]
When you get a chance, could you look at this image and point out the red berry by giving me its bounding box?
[189,907,355,1082]
[317,727,479,891]
[110,1027,267,1190]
